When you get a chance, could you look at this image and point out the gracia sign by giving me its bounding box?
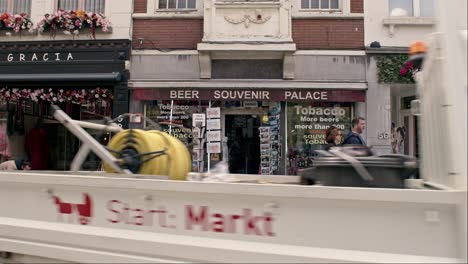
[5,52,75,62]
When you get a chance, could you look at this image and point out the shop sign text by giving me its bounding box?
[5,52,74,62]
[135,89,366,102]
[168,90,329,101]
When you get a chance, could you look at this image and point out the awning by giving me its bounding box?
[0,72,121,82]
[129,81,368,102]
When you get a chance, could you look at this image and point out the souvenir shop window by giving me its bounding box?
[144,100,210,146]
[286,102,353,175]
[257,102,282,175]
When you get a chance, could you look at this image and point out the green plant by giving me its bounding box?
[376,55,415,83]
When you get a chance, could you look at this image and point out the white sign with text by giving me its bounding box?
[192,113,206,127]
[206,107,221,119]
[206,131,221,142]
[207,142,221,153]
[206,119,221,130]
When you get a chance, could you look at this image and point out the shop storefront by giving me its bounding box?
[0,40,130,170]
[131,87,365,175]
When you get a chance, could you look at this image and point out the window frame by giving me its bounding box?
[299,0,342,12]
[57,0,106,14]
[388,0,435,17]
[0,0,31,14]
[156,0,197,11]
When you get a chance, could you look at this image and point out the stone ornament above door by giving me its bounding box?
[224,10,271,28]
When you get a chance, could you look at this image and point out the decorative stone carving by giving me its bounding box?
[224,10,271,28]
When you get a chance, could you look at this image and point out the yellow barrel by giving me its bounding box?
[102,129,191,180]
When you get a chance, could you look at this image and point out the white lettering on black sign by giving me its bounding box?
[6,52,74,62]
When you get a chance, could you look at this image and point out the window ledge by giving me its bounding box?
[299,9,341,12]
[382,17,436,37]
[41,27,113,35]
[133,13,202,19]
[293,13,363,19]
[0,29,36,37]
[155,9,198,12]
[382,16,437,26]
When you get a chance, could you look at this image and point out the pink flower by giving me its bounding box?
[400,67,408,76]
[405,61,413,69]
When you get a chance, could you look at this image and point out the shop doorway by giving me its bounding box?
[225,115,261,174]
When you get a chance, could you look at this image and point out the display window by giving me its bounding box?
[286,102,353,175]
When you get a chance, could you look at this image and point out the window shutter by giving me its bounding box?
[85,0,105,13]
[13,0,31,14]
[0,0,8,13]
[58,0,79,11]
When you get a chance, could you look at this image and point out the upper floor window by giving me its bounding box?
[0,0,31,14]
[389,0,435,17]
[58,0,105,13]
[301,0,340,10]
[158,0,196,10]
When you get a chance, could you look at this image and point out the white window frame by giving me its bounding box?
[134,0,202,18]
[156,0,197,11]
[388,0,435,17]
[299,0,342,12]
[0,0,31,14]
[57,0,106,13]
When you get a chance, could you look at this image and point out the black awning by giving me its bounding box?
[0,72,121,82]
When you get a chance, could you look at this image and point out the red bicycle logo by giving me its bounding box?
[52,193,93,225]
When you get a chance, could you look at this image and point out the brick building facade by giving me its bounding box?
[128,0,367,175]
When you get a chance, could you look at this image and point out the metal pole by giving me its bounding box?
[73,120,123,133]
[169,100,174,136]
[52,105,131,174]
[284,102,288,175]
[207,101,211,173]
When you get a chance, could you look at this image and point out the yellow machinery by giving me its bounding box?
[102,129,191,180]
[51,105,191,180]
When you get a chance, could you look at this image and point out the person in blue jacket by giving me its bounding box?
[343,117,366,146]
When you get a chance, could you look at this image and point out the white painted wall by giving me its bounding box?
[0,0,132,42]
[364,0,435,47]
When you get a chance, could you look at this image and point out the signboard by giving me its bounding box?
[206,119,221,130]
[206,107,221,118]
[129,113,143,124]
[206,131,221,142]
[207,142,221,154]
[134,89,366,102]
[192,113,206,127]
[243,101,259,108]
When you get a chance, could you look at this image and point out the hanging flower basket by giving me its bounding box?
[36,9,110,39]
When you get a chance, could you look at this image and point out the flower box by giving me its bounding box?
[36,10,110,39]
[0,12,34,35]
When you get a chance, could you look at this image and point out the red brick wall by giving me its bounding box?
[351,0,364,13]
[134,0,147,13]
[132,19,203,49]
[292,19,364,49]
